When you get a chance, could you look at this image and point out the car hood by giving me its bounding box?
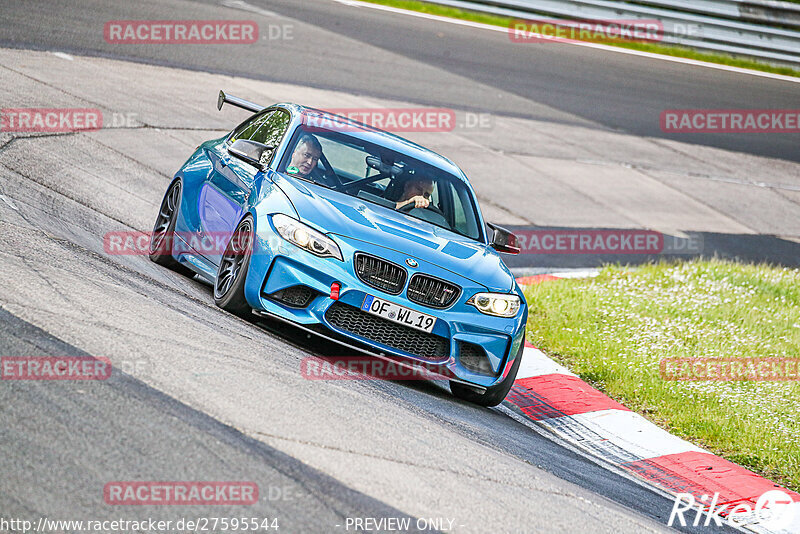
[272,174,514,292]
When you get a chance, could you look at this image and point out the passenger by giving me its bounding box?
[287,134,323,178]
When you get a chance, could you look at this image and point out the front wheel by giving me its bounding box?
[213,216,254,317]
[450,334,525,407]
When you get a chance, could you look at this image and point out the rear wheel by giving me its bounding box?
[450,334,525,407]
[149,180,193,276]
[213,216,254,317]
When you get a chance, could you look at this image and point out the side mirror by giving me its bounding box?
[228,139,274,170]
[488,223,520,255]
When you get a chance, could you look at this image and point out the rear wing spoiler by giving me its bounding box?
[217,90,265,114]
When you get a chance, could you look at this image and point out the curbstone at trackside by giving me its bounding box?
[510,272,799,533]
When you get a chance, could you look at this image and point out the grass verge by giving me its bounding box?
[359,0,800,78]
[523,260,800,491]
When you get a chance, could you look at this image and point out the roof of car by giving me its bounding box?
[274,103,467,181]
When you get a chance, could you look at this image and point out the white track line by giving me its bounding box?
[516,345,576,379]
[50,51,74,61]
[332,0,800,85]
[220,0,279,17]
[565,409,706,459]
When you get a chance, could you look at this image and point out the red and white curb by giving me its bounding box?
[509,272,800,533]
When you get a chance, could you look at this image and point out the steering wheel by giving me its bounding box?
[399,201,417,213]
[401,201,444,215]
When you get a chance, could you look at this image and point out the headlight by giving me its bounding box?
[272,214,343,261]
[467,293,520,318]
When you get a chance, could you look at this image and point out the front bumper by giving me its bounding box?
[243,225,527,389]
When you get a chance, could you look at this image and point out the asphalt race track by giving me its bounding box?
[2,0,799,161]
[0,0,797,532]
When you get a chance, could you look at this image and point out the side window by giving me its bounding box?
[229,111,271,143]
[430,182,441,209]
[250,110,290,148]
[451,183,478,238]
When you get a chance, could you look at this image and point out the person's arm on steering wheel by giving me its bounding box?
[396,195,430,210]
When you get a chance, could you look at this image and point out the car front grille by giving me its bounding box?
[354,253,407,295]
[407,274,461,309]
[325,302,448,361]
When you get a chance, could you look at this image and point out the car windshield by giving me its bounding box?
[278,125,483,241]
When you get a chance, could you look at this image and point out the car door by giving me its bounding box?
[199,109,291,265]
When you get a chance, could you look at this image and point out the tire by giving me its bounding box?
[149,180,194,276]
[450,333,525,407]
[213,216,254,317]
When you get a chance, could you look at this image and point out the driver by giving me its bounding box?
[287,134,323,178]
[395,177,434,210]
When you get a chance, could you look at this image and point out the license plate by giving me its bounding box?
[361,295,436,333]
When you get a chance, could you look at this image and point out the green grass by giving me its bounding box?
[361,0,800,78]
[523,260,800,492]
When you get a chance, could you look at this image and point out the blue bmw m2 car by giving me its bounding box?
[149,91,527,406]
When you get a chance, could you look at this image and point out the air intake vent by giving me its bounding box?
[458,341,494,375]
[354,253,407,295]
[267,285,316,308]
[407,274,460,309]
